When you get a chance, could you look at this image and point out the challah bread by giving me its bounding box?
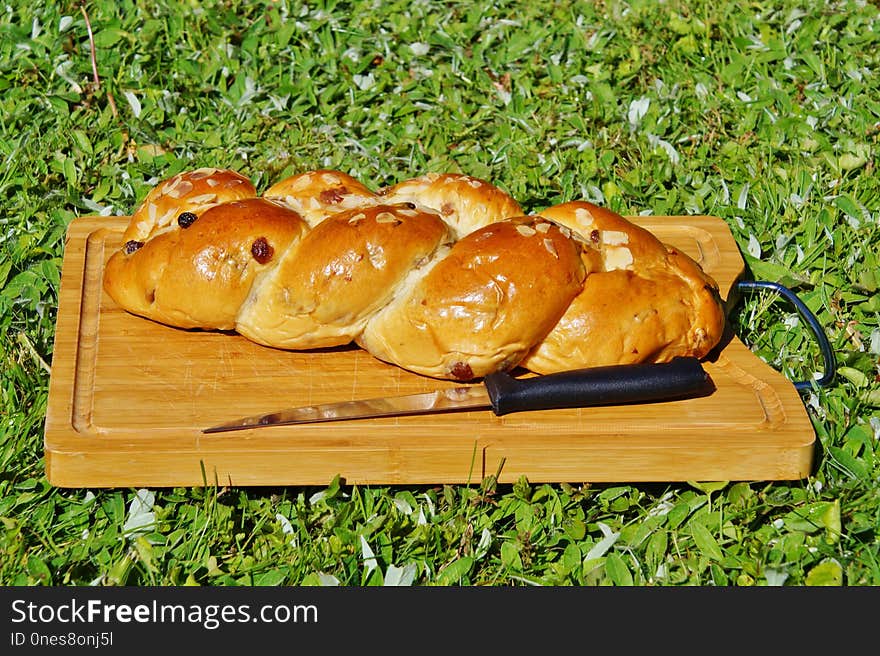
[377,172,524,238]
[263,169,379,226]
[104,197,308,330]
[103,168,726,381]
[355,215,590,379]
[520,201,725,373]
[235,202,453,351]
[121,168,257,243]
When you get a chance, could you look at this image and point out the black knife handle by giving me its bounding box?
[483,356,713,416]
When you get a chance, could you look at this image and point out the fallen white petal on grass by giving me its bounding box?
[393,497,413,515]
[647,134,680,164]
[475,528,493,559]
[275,514,297,546]
[584,522,620,561]
[353,73,375,91]
[764,569,789,586]
[737,183,750,210]
[747,234,762,258]
[360,535,378,575]
[628,96,650,127]
[384,563,418,586]
[317,572,340,586]
[123,91,142,119]
[122,489,156,539]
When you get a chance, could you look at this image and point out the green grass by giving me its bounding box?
[1,0,878,586]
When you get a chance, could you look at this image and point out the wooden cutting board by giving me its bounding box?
[44,215,816,487]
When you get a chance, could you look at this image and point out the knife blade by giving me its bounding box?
[202,356,713,434]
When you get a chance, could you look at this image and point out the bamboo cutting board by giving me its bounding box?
[44,215,816,488]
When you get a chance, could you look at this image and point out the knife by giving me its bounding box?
[202,356,713,433]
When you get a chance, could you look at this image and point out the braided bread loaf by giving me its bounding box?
[103,168,726,380]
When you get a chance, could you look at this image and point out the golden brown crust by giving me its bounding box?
[520,201,726,372]
[123,168,257,243]
[378,172,523,238]
[357,216,589,379]
[236,203,452,349]
[104,170,726,380]
[263,169,379,226]
[105,198,308,330]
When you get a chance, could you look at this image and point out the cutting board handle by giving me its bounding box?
[735,280,836,392]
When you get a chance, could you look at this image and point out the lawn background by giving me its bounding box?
[1,0,879,586]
